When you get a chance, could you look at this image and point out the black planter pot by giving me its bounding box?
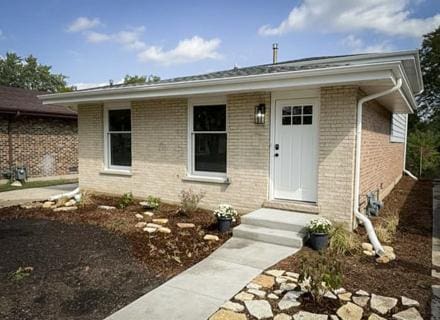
[217,217,233,233]
[309,232,329,250]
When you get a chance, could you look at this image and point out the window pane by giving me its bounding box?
[193,105,226,131]
[109,109,131,131]
[292,116,301,125]
[303,116,313,125]
[194,133,226,173]
[282,106,292,115]
[110,133,131,166]
[292,106,302,115]
[282,116,291,125]
[303,105,313,115]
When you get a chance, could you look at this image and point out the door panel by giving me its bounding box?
[273,99,318,202]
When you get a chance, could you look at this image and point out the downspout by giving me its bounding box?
[402,114,418,180]
[354,78,403,256]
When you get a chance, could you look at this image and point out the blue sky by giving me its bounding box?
[1,0,439,88]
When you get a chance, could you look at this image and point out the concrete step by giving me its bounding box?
[263,200,319,214]
[241,208,315,233]
[233,224,306,248]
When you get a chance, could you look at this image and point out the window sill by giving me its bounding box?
[182,175,230,185]
[100,169,132,176]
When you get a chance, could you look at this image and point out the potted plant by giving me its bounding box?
[307,217,332,250]
[213,204,237,233]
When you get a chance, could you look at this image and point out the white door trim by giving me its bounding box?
[269,90,320,202]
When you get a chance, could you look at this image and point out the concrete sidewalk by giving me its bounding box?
[0,183,78,208]
[106,238,297,320]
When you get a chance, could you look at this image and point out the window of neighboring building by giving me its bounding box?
[189,102,227,177]
[390,113,406,143]
[105,107,132,170]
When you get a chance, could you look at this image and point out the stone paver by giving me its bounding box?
[278,291,301,310]
[370,294,398,315]
[401,296,419,308]
[293,311,328,320]
[392,307,423,320]
[337,302,363,320]
[221,301,245,312]
[209,309,247,320]
[245,300,273,319]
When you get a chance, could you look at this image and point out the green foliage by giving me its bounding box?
[144,195,161,209]
[307,217,332,234]
[0,52,71,92]
[407,129,440,177]
[179,188,206,216]
[298,251,343,303]
[117,192,134,209]
[9,266,33,281]
[329,224,361,256]
[123,74,160,85]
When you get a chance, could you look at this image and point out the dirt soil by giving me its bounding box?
[274,177,435,319]
[0,196,234,320]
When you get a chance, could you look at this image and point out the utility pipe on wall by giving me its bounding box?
[354,78,403,256]
[402,113,419,180]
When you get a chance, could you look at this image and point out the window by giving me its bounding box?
[282,105,313,126]
[105,107,132,170]
[390,113,406,143]
[190,104,227,176]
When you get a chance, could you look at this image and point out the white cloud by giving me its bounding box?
[84,26,146,50]
[258,0,440,38]
[85,31,111,43]
[138,36,221,65]
[341,35,394,53]
[68,17,102,33]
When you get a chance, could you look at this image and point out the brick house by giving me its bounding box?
[0,85,78,180]
[40,51,422,229]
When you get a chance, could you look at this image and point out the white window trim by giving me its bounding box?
[103,104,132,172]
[187,96,228,179]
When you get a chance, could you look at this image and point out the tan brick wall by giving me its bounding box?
[0,114,78,177]
[78,93,271,212]
[318,86,358,228]
[359,97,404,207]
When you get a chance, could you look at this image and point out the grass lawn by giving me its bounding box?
[0,179,78,193]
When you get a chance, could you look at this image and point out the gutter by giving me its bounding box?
[354,78,403,256]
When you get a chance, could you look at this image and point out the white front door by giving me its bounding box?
[273,99,318,202]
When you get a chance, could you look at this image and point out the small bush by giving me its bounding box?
[375,224,392,243]
[78,191,93,208]
[375,215,399,243]
[144,195,161,210]
[329,224,361,256]
[298,251,343,304]
[179,188,206,216]
[117,192,134,209]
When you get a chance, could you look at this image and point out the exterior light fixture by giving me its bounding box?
[255,104,266,124]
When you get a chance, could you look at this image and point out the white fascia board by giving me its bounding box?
[40,62,402,105]
[391,64,417,112]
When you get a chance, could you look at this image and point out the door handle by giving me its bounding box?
[275,153,279,157]
[275,144,279,150]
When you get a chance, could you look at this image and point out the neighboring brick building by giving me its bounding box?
[0,86,78,179]
[40,51,422,229]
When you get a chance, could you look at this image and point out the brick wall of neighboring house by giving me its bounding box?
[0,115,78,178]
[359,97,404,208]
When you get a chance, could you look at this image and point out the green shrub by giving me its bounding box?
[144,195,161,209]
[117,192,134,209]
[179,188,205,216]
[298,251,343,304]
[329,224,361,256]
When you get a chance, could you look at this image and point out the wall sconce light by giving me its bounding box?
[255,104,266,124]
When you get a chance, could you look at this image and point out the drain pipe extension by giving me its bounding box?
[48,187,80,201]
[354,78,403,256]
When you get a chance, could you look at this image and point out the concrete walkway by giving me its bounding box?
[106,238,297,320]
[432,180,440,319]
[0,183,78,208]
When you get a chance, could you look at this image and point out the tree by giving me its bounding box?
[123,74,160,85]
[0,52,71,92]
[407,130,440,177]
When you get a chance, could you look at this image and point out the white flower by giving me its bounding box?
[213,204,237,219]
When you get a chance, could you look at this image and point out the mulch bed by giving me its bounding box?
[273,177,436,319]
[0,196,234,319]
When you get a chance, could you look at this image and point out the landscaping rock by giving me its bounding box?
[401,296,420,308]
[280,282,297,292]
[221,301,245,312]
[204,234,219,241]
[334,288,347,294]
[274,313,292,320]
[276,277,288,284]
[293,311,328,320]
[363,250,375,256]
[11,180,22,187]
[158,227,171,234]
[245,300,273,319]
[370,294,398,315]
[278,291,302,310]
[177,222,195,228]
[135,213,144,220]
[152,218,168,224]
[143,227,157,233]
[285,272,299,279]
[209,309,247,320]
[64,199,76,207]
[392,307,423,320]
[268,293,279,299]
[265,269,285,277]
[146,223,162,228]
[355,290,370,296]
[53,206,78,212]
[252,274,275,288]
[43,201,55,208]
[135,222,147,228]
[143,211,154,217]
[247,282,262,290]
[338,292,352,301]
[98,205,116,210]
[324,291,337,299]
[376,255,390,264]
[336,302,363,320]
[247,289,266,298]
[362,242,374,251]
[368,314,386,320]
[235,291,254,302]
[330,316,339,320]
[352,295,369,307]
[383,245,394,253]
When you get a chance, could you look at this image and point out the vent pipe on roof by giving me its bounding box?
[272,43,278,64]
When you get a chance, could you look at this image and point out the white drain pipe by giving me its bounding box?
[354,78,403,256]
[402,114,419,181]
